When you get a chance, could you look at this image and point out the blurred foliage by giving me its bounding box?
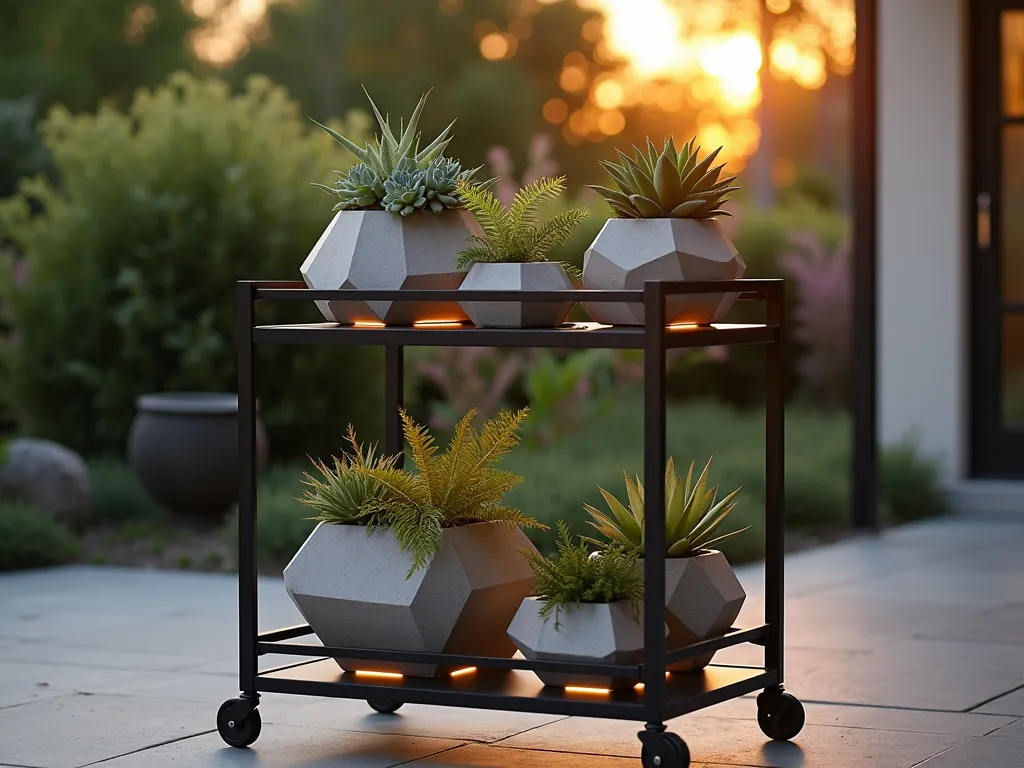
[0,97,54,200]
[880,438,951,523]
[88,457,168,523]
[0,501,79,570]
[0,72,382,459]
[0,0,198,113]
[228,0,611,184]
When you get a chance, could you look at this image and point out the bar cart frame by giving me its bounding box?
[220,279,804,768]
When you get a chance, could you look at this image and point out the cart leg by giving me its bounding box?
[638,723,690,768]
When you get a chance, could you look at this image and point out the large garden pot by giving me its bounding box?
[507,597,658,690]
[458,262,575,328]
[582,218,746,326]
[283,521,538,677]
[127,393,268,517]
[664,550,746,671]
[300,209,471,326]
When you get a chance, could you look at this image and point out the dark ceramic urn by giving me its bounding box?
[128,393,268,517]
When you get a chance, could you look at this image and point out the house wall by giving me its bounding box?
[878,0,967,480]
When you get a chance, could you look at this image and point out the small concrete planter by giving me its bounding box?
[128,393,268,517]
[507,597,656,690]
[664,550,746,671]
[300,210,471,326]
[582,218,746,326]
[458,262,575,328]
[284,521,539,677]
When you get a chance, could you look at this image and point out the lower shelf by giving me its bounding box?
[257,658,779,720]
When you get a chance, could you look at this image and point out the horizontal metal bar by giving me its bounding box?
[256,675,647,720]
[661,626,769,666]
[1001,302,1024,313]
[258,641,641,678]
[251,322,777,350]
[663,670,778,720]
[257,624,314,643]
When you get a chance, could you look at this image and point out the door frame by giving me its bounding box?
[969,0,1024,478]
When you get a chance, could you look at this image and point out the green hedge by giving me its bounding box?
[0,73,383,460]
[0,502,79,571]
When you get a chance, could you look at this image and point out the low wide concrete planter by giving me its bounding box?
[582,218,746,326]
[128,393,268,517]
[507,597,658,690]
[300,209,471,325]
[664,550,746,671]
[284,521,538,677]
[458,262,575,328]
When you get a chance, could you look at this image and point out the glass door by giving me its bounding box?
[971,0,1024,476]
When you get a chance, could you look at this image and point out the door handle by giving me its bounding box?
[978,192,991,250]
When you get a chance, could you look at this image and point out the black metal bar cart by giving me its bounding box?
[219,279,804,768]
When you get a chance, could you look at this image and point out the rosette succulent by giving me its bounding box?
[589,136,741,220]
[383,166,429,216]
[312,88,486,216]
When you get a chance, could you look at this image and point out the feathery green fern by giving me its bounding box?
[305,408,545,577]
[521,521,644,627]
[456,176,588,281]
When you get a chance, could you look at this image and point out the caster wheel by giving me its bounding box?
[757,691,805,741]
[217,699,262,748]
[368,700,403,714]
[641,732,690,768]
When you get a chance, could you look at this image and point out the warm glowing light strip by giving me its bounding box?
[564,686,611,695]
[449,667,477,677]
[354,670,404,679]
[666,322,699,329]
[412,319,466,328]
[353,321,386,328]
[634,673,671,690]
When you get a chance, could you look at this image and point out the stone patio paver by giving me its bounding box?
[2,516,1024,767]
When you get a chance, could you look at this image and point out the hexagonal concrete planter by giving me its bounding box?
[458,262,575,328]
[507,597,659,690]
[300,210,472,326]
[283,521,538,677]
[582,218,746,326]
[664,550,746,671]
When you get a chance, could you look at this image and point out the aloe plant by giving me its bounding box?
[584,456,748,557]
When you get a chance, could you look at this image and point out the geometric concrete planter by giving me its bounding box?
[506,597,657,690]
[582,218,746,326]
[283,521,539,677]
[664,550,746,672]
[300,210,472,326]
[458,262,575,328]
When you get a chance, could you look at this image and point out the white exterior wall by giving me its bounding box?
[878,0,967,480]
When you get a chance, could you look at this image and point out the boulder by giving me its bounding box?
[0,438,91,527]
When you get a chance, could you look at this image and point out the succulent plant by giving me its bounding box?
[319,163,386,211]
[589,137,741,220]
[382,166,429,216]
[424,157,475,213]
[583,456,748,558]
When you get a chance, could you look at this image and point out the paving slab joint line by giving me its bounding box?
[904,740,971,768]
[384,742,471,768]
[77,729,217,766]
[964,682,1024,713]
[487,715,573,746]
[799,698,973,716]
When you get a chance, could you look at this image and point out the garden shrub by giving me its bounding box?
[0,72,382,460]
[880,440,950,522]
[88,458,167,523]
[0,501,79,570]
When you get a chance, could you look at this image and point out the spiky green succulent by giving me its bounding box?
[382,165,429,216]
[589,137,741,220]
[313,88,489,216]
[317,163,386,212]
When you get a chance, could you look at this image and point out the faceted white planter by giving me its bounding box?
[582,218,746,326]
[507,597,659,690]
[300,210,471,325]
[284,521,538,677]
[458,262,575,328]
[664,550,746,672]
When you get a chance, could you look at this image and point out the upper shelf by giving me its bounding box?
[252,320,778,350]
